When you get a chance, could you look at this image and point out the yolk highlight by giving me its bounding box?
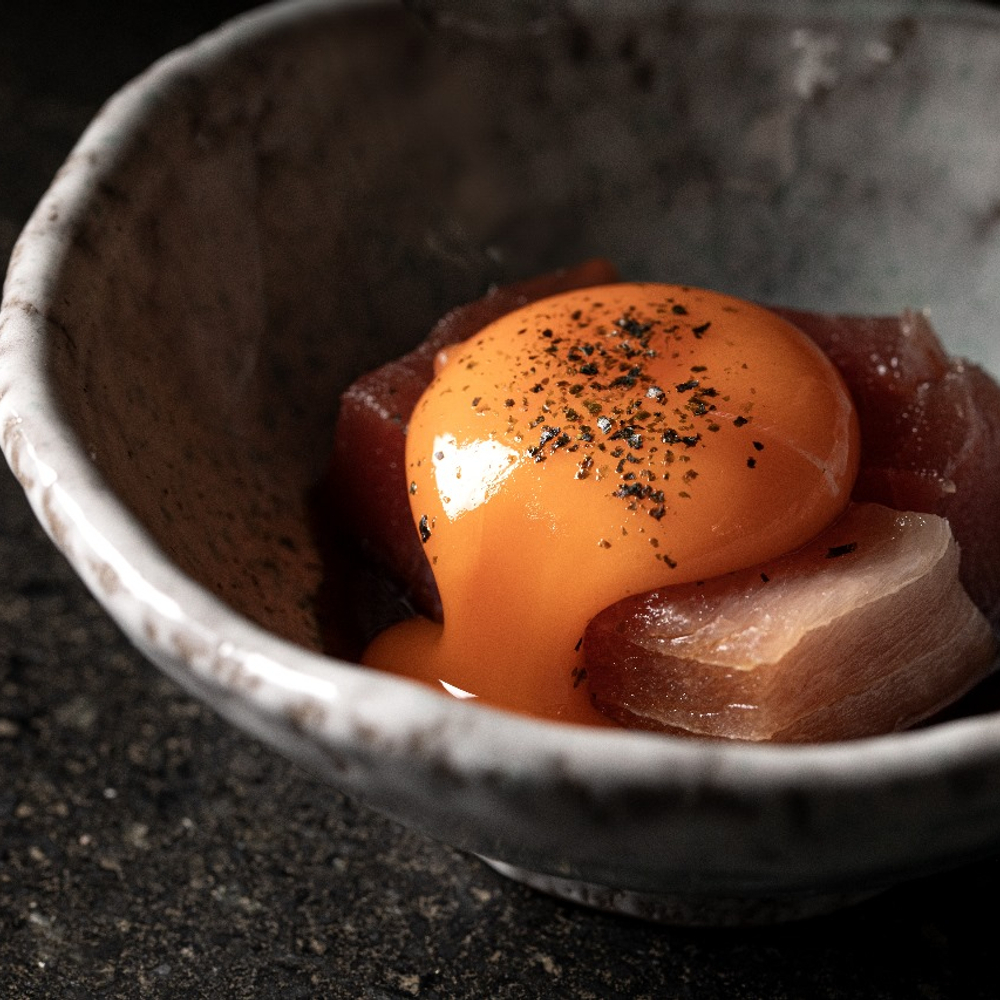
[363,284,860,725]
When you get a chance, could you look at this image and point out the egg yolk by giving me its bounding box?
[363,283,860,725]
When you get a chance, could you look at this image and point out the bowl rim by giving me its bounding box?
[3,0,1000,837]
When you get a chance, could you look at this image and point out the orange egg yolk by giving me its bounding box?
[363,283,860,725]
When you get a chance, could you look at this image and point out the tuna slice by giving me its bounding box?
[584,503,996,742]
[776,307,1000,625]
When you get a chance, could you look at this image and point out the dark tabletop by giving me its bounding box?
[2,2,1000,997]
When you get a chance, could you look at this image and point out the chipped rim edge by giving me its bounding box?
[0,0,999,865]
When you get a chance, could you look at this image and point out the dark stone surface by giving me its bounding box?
[1,2,1000,996]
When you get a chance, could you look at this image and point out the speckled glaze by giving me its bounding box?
[5,0,1000,925]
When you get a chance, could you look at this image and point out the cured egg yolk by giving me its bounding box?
[363,283,860,725]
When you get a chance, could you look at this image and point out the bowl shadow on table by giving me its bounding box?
[482,856,1000,997]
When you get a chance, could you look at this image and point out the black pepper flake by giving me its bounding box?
[615,316,652,338]
[504,398,515,407]
[826,542,858,559]
[649,505,666,520]
[409,481,418,495]
[471,396,481,407]
[610,369,641,389]
[747,457,757,469]
[597,416,613,434]
[418,515,432,543]
[672,304,688,315]
[675,379,699,392]
[610,426,643,449]
[734,416,749,427]
[760,572,770,583]
[572,665,588,688]
[752,440,765,451]
[692,321,711,337]
[615,481,655,500]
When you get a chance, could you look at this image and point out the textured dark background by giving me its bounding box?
[2,2,1000,996]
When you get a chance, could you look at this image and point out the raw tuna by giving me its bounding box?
[776,307,1000,625]
[584,503,996,742]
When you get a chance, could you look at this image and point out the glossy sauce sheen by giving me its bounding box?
[363,284,860,723]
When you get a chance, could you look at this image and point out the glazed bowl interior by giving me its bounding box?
[7,0,1000,920]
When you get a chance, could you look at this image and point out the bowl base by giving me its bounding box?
[480,857,883,926]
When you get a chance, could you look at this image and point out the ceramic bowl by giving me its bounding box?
[5,0,1000,925]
